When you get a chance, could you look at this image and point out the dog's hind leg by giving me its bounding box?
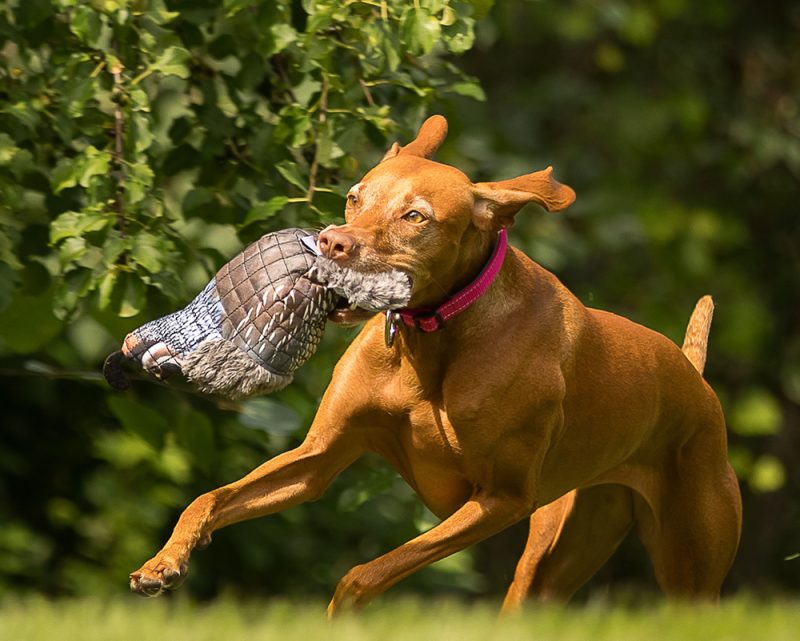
[502,484,634,612]
[633,430,742,600]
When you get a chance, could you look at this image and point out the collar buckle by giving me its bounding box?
[411,310,445,332]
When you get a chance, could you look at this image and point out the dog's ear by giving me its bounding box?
[381,142,400,162]
[472,167,576,230]
[382,115,448,162]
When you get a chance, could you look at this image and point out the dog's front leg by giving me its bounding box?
[327,492,533,616]
[130,432,362,596]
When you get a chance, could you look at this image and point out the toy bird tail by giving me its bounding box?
[681,295,714,375]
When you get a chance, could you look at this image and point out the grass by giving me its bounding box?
[1,596,798,641]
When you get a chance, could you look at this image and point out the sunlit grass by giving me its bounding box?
[1,596,799,641]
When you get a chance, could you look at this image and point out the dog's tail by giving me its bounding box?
[681,295,714,375]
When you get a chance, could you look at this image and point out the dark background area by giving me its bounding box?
[0,0,797,601]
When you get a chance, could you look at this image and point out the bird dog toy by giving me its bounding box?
[103,228,411,398]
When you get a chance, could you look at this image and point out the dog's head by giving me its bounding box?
[320,115,576,320]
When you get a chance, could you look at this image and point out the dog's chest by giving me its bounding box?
[364,340,512,516]
[407,402,463,457]
[377,401,473,518]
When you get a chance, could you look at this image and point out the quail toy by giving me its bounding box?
[103,227,411,398]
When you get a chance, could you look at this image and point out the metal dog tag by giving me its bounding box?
[384,310,399,348]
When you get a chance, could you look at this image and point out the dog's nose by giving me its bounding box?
[318,228,355,261]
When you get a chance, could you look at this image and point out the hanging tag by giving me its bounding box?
[384,310,399,348]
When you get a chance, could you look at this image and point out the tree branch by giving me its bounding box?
[111,47,126,237]
[307,74,329,202]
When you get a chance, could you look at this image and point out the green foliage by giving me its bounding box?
[0,0,483,322]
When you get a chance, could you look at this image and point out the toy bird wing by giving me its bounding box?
[210,229,337,379]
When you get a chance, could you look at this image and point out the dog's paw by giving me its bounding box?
[130,549,189,597]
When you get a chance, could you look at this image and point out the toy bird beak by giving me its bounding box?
[103,350,132,391]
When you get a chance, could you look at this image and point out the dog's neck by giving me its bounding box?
[394,248,532,382]
[403,226,495,310]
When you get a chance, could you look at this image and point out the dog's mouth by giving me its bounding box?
[314,261,414,326]
[327,300,380,325]
[303,236,414,325]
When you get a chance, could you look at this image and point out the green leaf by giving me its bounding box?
[244,196,290,225]
[275,160,307,191]
[148,46,191,79]
[69,6,112,49]
[440,6,457,26]
[118,273,146,317]
[224,0,262,16]
[126,162,154,205]
[131,231,171,274]
[315,122,345,168]
[449,81,486,101]
[0,233,23,271]
[292,77,321,107]
[51,157,79,193]
[78,148,111,187]
[97,269,118,310]
[382,30,402,71]
[90,0,123,12]
[103,231,127,265]
[356,105,395,133]
[3,102,40,132]
[51,147,111,193]
[275,107,311,148]
[53,268,94,319]
[0,133,17,165]
[182,187,216,218]
[128,85,150,112]
[58,236,88,266]
[130,112,154,154]
[145,2,179,24]
[402,7,442,55]
[270,23,296,54]
[50,210,112,243]
[442,17,475,54]
[64,77,96,118]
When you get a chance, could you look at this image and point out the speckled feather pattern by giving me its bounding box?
[116,228,411,399]
[127,279,224,363]
[310,258,412,312]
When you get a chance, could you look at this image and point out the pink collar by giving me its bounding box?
[387,229,508,340]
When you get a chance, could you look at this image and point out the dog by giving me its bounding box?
[130,115,742,614]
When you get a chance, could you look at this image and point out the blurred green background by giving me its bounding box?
[0,0,797,605]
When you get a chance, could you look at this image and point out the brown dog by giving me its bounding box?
[130,116,742,613]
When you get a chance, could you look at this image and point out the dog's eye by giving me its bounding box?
[403,210,427,224]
